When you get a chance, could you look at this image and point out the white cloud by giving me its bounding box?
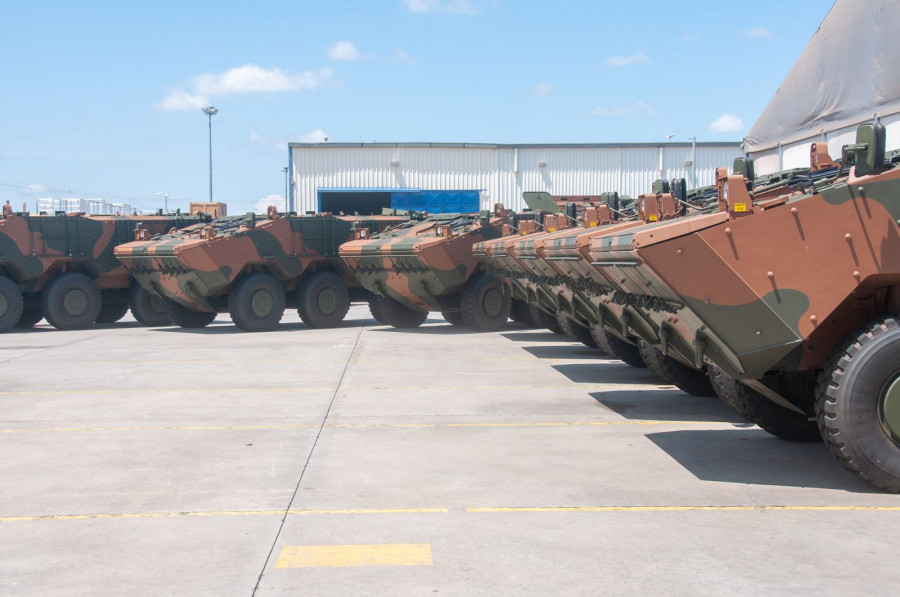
[155,90,209,112]
[327,41,361,61]
[157,64,334,112]
[709,113,744,132]
[530,83,554,97]
[589,101,657,117]
[250,129,328,151]
[194,64,333,95]
[742,27,773,38]
[392,48,419,65]
[254,194,285,214]
[605,51,650,67]
[403,0,479,14]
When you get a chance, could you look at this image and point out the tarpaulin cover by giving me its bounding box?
[744,0,900,152]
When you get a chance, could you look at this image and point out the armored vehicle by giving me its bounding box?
[592,124,900,491]
[339,206,532,330]
[0,211,200,331]
[115,208,407,332]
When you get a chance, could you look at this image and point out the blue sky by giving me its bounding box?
[0,0,834,213]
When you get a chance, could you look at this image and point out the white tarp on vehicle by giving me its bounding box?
[745,0,900,172]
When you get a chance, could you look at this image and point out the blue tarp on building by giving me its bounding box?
[391,190,479,213]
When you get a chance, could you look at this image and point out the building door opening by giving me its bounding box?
[318,192,392,215]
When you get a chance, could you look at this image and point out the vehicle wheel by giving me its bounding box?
[588,325,613,356]
[711,366,820,441]
[164,299,217,328]
[460,272,511,331]
[509,299,531,324]
[442,311,465,326]
[372,295,427,328]
[556,313,599,349]
[0,276,24,332]
[130,285,172,327]
[297,271,350,328]
[817,315,900,491]
[707,365,754,420]
[637,340,716,397]
[523,303,545,328]
[595,329,645,368]
[536,308,564,334]
[228,273,285,332]
[15,296,43,328]
[369,298,389,325]
[95,300,130,324]
[40,272,101,330]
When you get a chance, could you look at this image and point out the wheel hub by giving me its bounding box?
[878,374,900,446]
[149,294,165,313]
[63,289,89,316]
[482,288,503,318]
[250,289,274,317]
[0,293,7,317]
[317,288,339,315]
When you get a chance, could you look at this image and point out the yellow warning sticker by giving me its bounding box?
[648,214,658,222]
[734,202,748,212]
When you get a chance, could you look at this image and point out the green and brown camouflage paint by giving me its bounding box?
[115,212,407,312]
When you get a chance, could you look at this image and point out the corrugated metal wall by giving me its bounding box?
[291,143,743,213]
[748,113,900,175]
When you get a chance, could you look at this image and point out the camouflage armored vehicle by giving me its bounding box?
[0,211,200,332]
[115,208,407,332]
[589,124,900,491]
[339,205,533,330]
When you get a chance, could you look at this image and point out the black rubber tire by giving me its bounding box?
[442,311,465,326]
[556,313,599,349]
[130,285,172,327]
[595,329,645,368]
[0,276,24,332]
[536,307,564,334]
[95,300,130,324]
[164,299,217,328]
[297,271,350,328]
[710,366,821,442]
[228,273,285,332]
[637,340,716,397]
[15,296,43,328]
[369,298,389,325]
[522,303,545,328]
[708,365,754,420]
[817,315,900,492]
[41,273,102,330]
[460,272,511,331]
[373,295,427,329]
[509,299,530,323]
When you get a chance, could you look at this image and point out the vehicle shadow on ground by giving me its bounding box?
[153,318,374,334]
[369,319,534,335]
[589,389,745,424]
[646,428,880,492]
[553,362,661,385]
[522,344,610,360]
[500,330,570,343]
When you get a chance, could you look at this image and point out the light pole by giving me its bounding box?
[155,192,169,212]
[201,106,218,203]
[282,166,289,213]
[688,136,697,189]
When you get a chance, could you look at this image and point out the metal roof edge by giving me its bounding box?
[288,141,742,149]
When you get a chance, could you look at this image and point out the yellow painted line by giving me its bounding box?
[276,544,433,568]
[466,506,900,513]
[342,384,664,392]
[0,387,333,397]
[0,420,725,434]
[0,424,321,434]
[446,421,718,428]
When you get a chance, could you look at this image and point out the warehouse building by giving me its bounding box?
[287,142,743,215]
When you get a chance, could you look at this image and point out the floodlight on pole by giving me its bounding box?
[155,191,169,212]
[201,106,218,203]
